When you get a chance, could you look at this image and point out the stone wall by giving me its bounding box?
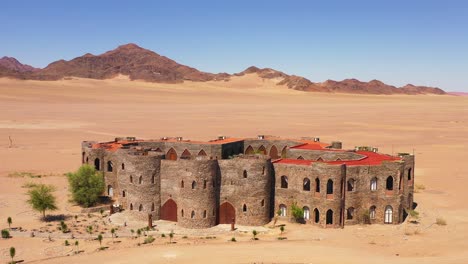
[218,155,273,226]
[289,149,365,161]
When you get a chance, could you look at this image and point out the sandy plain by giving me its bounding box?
[0,74,467,263]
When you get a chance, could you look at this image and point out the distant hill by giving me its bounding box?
[0,43,446,95]
[0,56,39,77]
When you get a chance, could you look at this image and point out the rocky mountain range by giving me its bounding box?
[0,43,446,95]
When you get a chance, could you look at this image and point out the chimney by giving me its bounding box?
[314,137,320,142]
[372,147,378,153]
[257,135,265,140]
[177,137,183,141]
[218,135,227,140]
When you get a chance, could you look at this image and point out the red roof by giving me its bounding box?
[290,142,329,150]
[274,151,400,166]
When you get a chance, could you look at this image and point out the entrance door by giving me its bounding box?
[218,202,235,224]
[161,199,177,222]
[384,206,393,224]
[107,185,113,197]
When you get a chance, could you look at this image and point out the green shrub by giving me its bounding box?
[230,237,236,242]
[65,240,70,246]
[291,202,304,223]
[1,229,10,239]
[144,235,155,244]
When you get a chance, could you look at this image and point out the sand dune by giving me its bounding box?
[0,75,467,263]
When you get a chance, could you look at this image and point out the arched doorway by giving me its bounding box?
[167,148,177,161]
[107,185,113,197]
[218,202,235,224]
[303,206,310,220]
[279,204,287,216]
[269,145,279,159]
[314,208,320,223]
[161,199,178,222]
[326,209,333,225]
[384,205,393,224]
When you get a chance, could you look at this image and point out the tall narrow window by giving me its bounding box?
[94,158,100,171]
[386,176,394,190]
[370,206,376,219]
[315,178,320,192]
[203,179,207,189]
[243,204,247,212]
[370,177,377,191]
[243,170,248,178]
[192,181,196,189]
[408,168,412,180]
[107,161,113,172]
[347,178,355,192]
[303,178,311,191]
[139,176,142,184]
[281,176,288,188]
[181,180,184,188]
[191,211,195,219]
[326,179,334,194]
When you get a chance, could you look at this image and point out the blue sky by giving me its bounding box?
[2,0,468,91]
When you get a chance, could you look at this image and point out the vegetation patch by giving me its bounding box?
[67,165,105,207]
[436,218,447,226]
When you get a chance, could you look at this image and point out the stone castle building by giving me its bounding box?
[81,135,415,229]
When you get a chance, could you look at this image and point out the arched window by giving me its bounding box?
[198,149,207,156]
[370,206,376,220]
[151,203,155,212]
[94,158,100,171]
[122,190,126,197]
[130,175,133,183]
[167,148,177,161]
[269,145,279,159]
[181,180,184,188]
[192,181,197,189]
[262,166,266,175]
[384,206,393,224]
[258,145,267,155]
[279,204,287,216]
[139,204,143,211]
[86,157,89,163]
[243,204,247,212]
[326,209,333,225]
[347,178,355,192]
[370,177,377,191]
[281,176,288,188]
[317,157,324,162]
[245,146,254,155]
[314,208,320,223]
[326,179,334,194]
[121,163,125,170]
[191,210,195,219]
[181,149,191,159]
[281,146,287,158]
[386,176,394,190]
[303,178,311,191]
[315,178,320,192]
[151,175,155,184]
[408,168,412,180]
[181,209,184,217]
[243,170,248,178]
[346,207,355,220]
[261,199,265,207]
[303,206,310,220]
[297,156,304,160]
[130,203,133,210]
[203,210,207,218]
[203,180,207,189]
[139,176,143,184]
[107,161,113,172]
[82,152,85,164]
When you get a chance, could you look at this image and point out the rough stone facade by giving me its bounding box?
[81,135,415,229]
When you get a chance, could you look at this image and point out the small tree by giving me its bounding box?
[10,247,15,264]
[137,229,142,244]
[111,228,116,243]
[27,184,58,219]
[7,217,12,230]
[280,225,285,235]
[169,231,174,243]
[252,230,258,240]
[1,229,10,239]
[291,202,304,223]
[75,240,79,252]
[87,226,93,239]
[97,234,103,247]
[67,165,105,207]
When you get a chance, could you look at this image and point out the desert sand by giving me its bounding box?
[0,74,467,263]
